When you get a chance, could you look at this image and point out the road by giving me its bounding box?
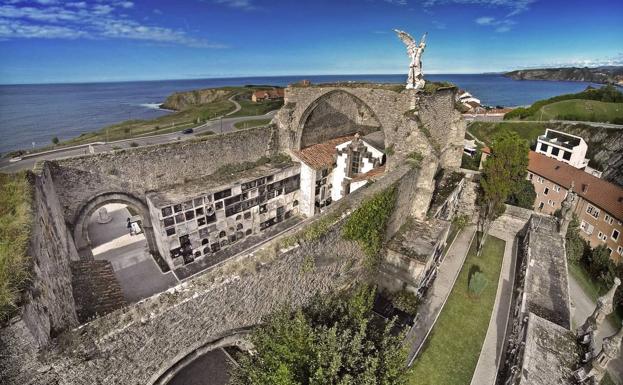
[0,109,276,173]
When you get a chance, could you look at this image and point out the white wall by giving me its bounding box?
[298,162,317,217]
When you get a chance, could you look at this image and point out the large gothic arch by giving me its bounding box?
[72,191,160,259]
[296,89,383,149]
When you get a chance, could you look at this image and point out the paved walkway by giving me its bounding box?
[569,274,623,384]
[470,214,529,385]
[406,225,477,364]
[88,204,178,303]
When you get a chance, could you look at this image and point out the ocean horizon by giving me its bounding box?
[0,73,605,154]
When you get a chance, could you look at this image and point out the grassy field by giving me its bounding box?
[526,99,623,123]
[229,97,283,118]
[0,172,32,322]
[408,234,506,385]
[467,121,548,146]
[234,118,272,130]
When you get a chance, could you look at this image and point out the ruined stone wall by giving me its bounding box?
[23,167,79,344]
[0,167,79,379]
[51,126,278,224]
[275,85,465,172]
[0,162,420,385]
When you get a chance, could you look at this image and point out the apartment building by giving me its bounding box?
[527,151,623,263]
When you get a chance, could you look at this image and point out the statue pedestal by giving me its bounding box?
[96,207,112,224]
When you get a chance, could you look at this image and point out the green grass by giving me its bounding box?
[467,121,548,146]
[228,98,283,118]
[568,262,623,325]
[601,372,619,385]
[0,172,32,322]
[408,234,506,385]
[526,99,623,123]
[234,118,272,130]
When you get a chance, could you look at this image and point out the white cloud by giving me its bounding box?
[474,16,515,32]
[384,0,408,5]
[214,0,256,10]
[424,0,536,16]
[0,2,224,48]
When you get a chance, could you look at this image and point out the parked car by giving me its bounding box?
[182,128,194,134]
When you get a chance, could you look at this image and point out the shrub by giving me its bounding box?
[391,289,419,315]
[407,151,423,168]
[452,214,470,232]
[468,269,488,297]
[129,142,139,147]
[342,186,397,267]
[51,136,59,145]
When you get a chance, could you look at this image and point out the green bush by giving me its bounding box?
[230,285,408,385]
[506,179,536,209]
[468,269,488,297]
[452,214,470,232]
[0,172,32,322]
[51,136,59,145]
[129,141,139,147]
[342,186,397,266]
[391,289,419,315]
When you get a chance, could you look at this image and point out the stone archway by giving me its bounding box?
[297,89,383,149]
[72,192,159,259]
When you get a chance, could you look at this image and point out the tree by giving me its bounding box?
[230,285,408,385]
[477,130,529,254]
[51,136,59,145]
[506,179,536,209]
[564,214,589,264]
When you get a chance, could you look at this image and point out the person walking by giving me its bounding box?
[127,217,133,236]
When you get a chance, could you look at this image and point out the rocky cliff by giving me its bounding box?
[160,88,233,111]
[556,123,623,186]
[505,66,623,86]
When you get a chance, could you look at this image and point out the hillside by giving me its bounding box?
[527,99,623,124]
[160,88,234,111]
[468,121,623,186]
[505,66,623,85]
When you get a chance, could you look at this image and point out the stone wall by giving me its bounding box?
[0,162,420,385]
[23,167,79,344]
[274,85,465,172]
[0,167,79,380]
[51,125,278,225]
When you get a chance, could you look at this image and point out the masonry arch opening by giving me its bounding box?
[298,90,384,149]
[73,193,176,302]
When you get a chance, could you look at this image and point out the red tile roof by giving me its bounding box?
[253,89,284,99]
[351,165,386,182]
[293,136,354,170]
[527,151,623,220]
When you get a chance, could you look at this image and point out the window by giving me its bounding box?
[618,246,623,255]
[562,151,571,161]
[612,229,620,241]
[550,200,556,207]
[580,221,594,235]
[604,214,613,224]
[540,143,549,153]
[351,151,361,175]
[538,202,544,210]
[598,232,607,242]
[553,185,560,192]
[551,147,560,156]
[607,247,613,256]
[538,177,544,184]
[586,205,600,219]
[543,187,549,195]
[528,173,533,180]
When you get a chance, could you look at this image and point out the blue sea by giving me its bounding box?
[0,74,606,154]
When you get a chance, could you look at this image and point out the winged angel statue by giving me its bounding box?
[394,29,427,90]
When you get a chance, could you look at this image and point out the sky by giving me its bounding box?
[0,0,622,84]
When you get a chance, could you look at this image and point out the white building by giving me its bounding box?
[535,129,588,169]
[293,132,385,217]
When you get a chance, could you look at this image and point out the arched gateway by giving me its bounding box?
[72,192,160,259]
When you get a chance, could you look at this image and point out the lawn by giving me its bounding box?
[467,121,548,146]
[529,99,623,123]
[228,98,283,118]
[408,234,506,385]
[234,118,272,130]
